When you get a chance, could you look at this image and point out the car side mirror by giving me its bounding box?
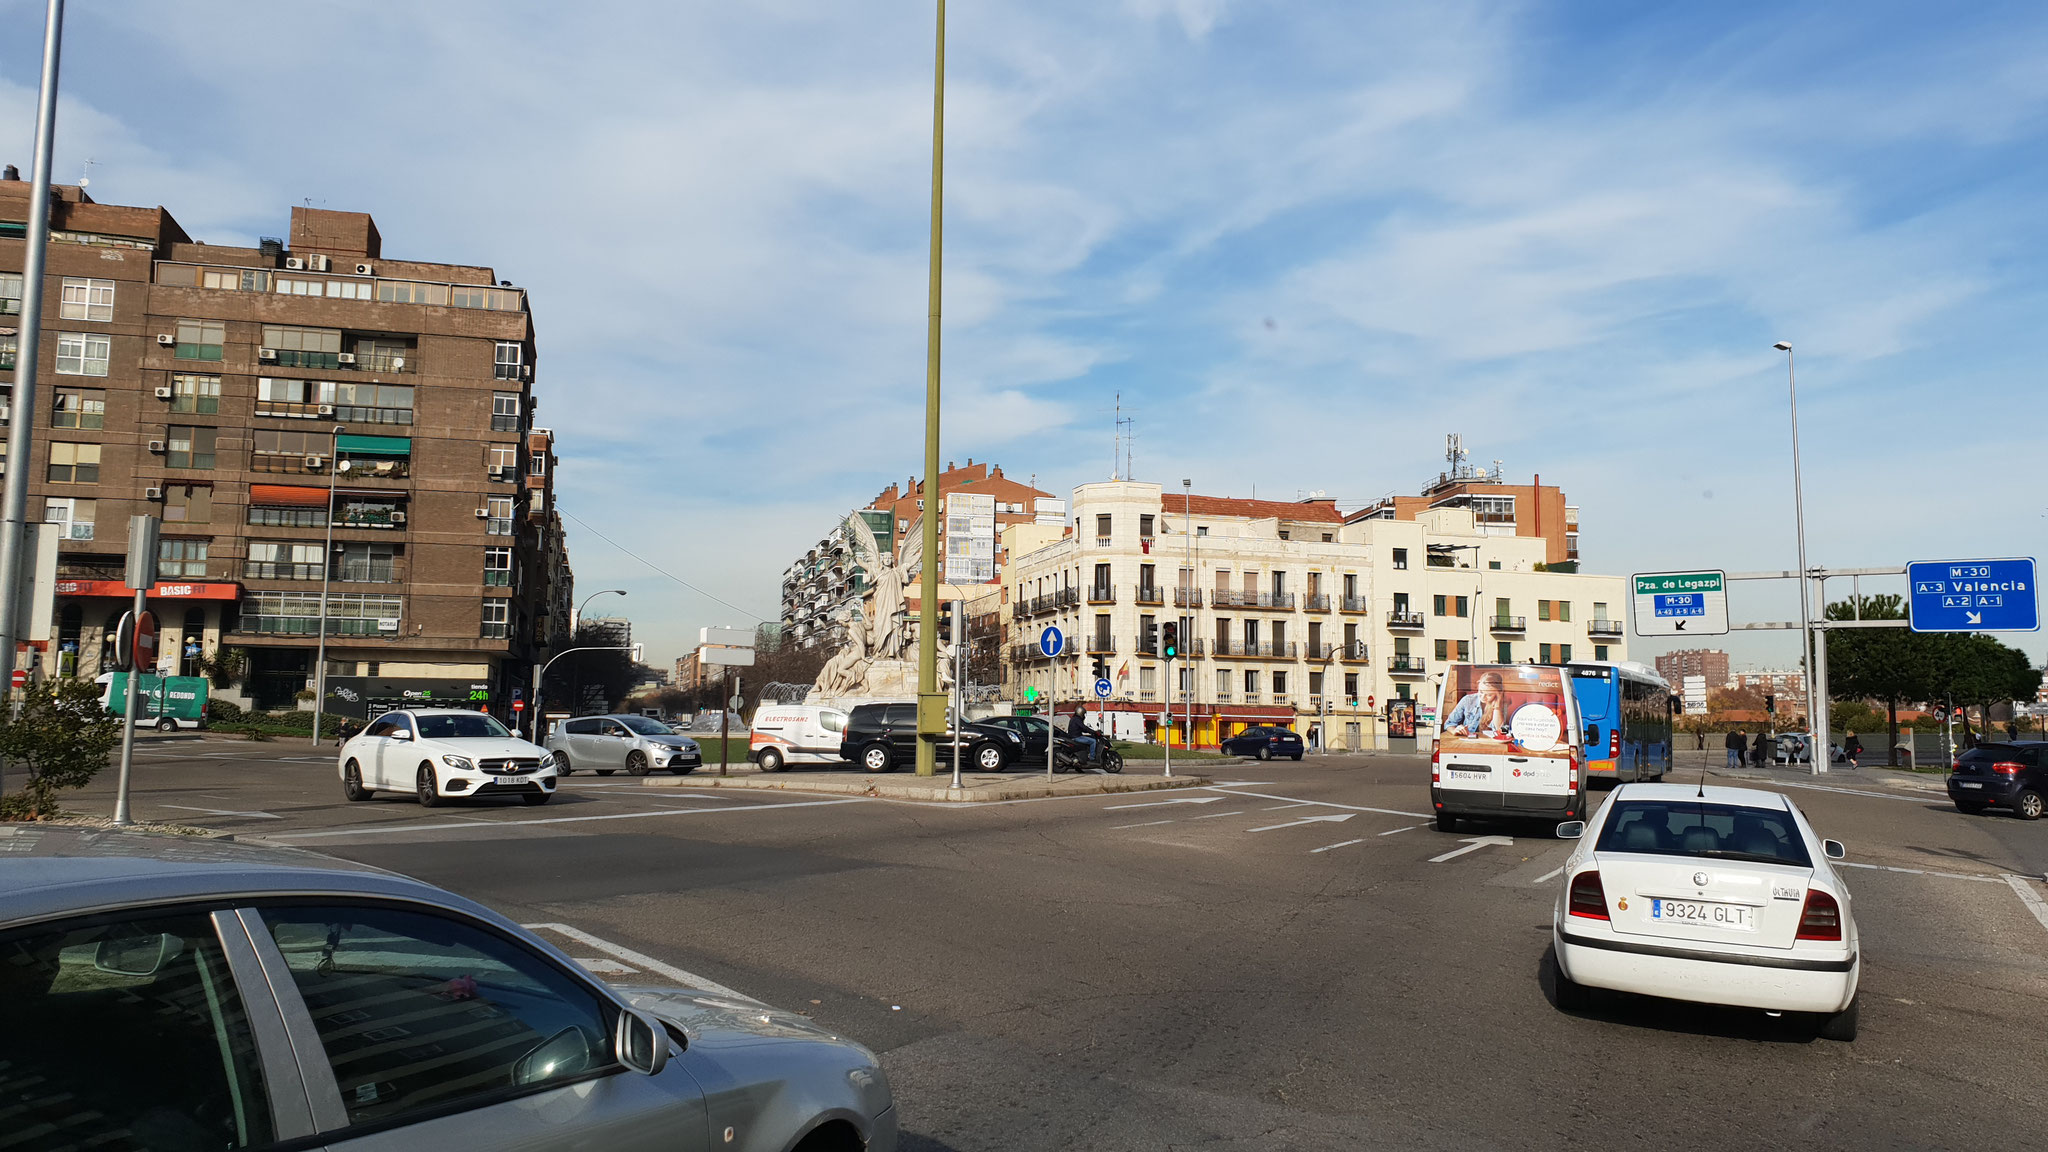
[1555,820,1585,840]
[615,1010,670,1076]
[1822,839,1846,860]
[389,730,412,741]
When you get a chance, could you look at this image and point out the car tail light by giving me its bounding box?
[1608,730,1620,759]
[1269,736,1281,744]
[1431,741,1441,784]
[1567,754,1581,794]
[1567,871,1608,920]
[1796,890,1843,941]
[1991,761,2024,776]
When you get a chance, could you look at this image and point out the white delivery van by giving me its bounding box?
[749,704,851,771]
[1431,663,1586,832]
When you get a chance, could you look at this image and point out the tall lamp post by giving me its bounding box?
[1773,342,1821,776]
[1182,478,1193,752]
[533,588,625,740]
[308,424,347,746]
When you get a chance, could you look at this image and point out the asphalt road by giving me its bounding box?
[65,738,2048,1151]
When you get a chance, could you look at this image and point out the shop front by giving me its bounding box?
[51,579,238,680]
[320,676,495,722]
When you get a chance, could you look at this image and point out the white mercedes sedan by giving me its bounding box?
[1551,783,1860,1040]
[339,708,560,807]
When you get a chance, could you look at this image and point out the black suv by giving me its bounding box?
[976,714,1083,763]
[838,702,1023,773]
[1947,741,2047,820]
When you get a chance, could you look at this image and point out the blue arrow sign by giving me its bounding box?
[1906,557,2038,633]
[1094,677,1112,699]
[1039,626,1065,658]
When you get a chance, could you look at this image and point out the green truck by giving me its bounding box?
[99,673,210,730]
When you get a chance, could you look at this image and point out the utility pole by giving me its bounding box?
[913,0,947,776]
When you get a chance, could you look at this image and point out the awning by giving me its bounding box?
[337,434,411,455]
[248,484,328,507]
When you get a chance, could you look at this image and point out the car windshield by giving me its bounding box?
[620,716,673,736]
[1595,800,1811,867]
[416,714,513,740]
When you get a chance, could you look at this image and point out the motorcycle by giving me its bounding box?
[1053,732,1124,774]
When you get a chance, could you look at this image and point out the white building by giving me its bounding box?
[1000,481,1631,750]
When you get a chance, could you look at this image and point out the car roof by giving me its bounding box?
[392,708,497,718]
[1609,783,1792,810]
[0,825,502,931]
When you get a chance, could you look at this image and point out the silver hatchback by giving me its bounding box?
[548,714,703,776]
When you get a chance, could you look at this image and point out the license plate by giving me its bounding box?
[1651,898,1753,929]
[1445,769,1489,780]
[493,775,526,786]
[1958,781,1982,789]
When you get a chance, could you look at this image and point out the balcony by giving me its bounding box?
[1174,588,1203,608]
[346,349,416,374]
[1215,690,1233,703]
[1589,619,1625,636]
[1305,643,1335,661]
[1270,693,1289,706]
[1388,656,1427,675]
[1212,641,1299,659]
[334,559,403,584]
[1094,536,1113,548]
[240,616,393,637]
[1490,616,1526,633]
[1135,638,1158,657]
[1340,643,1371,663]
[1212,591,1296,610]
[1087,633,1117,655]
[1138,689,1157,701]
[1304,594,1331,613]
[1134,585,1164,607]
[1087,584,1116,605]
[1340,595,1369,613]
[244,560,322,582]
[1387,610,1425,629]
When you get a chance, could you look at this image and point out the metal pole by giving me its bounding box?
[529,662,543,743]
[1814,623,1830,772]
[111,589,144,825]
[913,0,946,777]
[950,609,962,788]
[0,0,67,760]
[1163,653,1172,778]
[309,426,346,746]
[719,668,731,776]
[1184,479,1193,755]
[1776,344,1821,776]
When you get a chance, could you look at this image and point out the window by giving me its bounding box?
[529,452,547,477]
[59,276,116,321]
[1556,601,1571,622]
[241,592,401,634]
[174,319,225,361]
[1488,560,1501,570]
[166,425,218,469]
[198,267,269,291]
[273,276,326,296]
[485,546,513,586]
[0,271,21,314]
[1432,594,1446,617]
[248,541,323,579]
[1272,670,1287,696]
[337,542,398,583]
[260,324,341,369]
[1559,643,1572,662]
[1594,645,1608,661]
[1539,643,1553,663]
[1196,526,1207,537]
[256,376,321,415]
[163,484,212,523]
[1392,548,1408,570]
[331,381,415,424]
[1309,671,1323,697]
[486,495,515,535]
[483,598,511,638]
[43,497,94,540]
[158,538,209,578]
[1096,514,1112,539]
[170,373,221,414]
[1139,514,1154,538]
[1454,596,1469,618]
[1,331,16,372]
[1216,668,1231,696]
[1344,673,1359,702]
[350,337,414,373]
[494,341,524,379]
[492,391,522,432]
[450,284,522,310]
[1244,669,1259,694]
[47,441,100,483]
[1435,639,1449,660]
[1497,641,1513,663]
[55,332,111,376]
[1278,530,1290,541]
[1322,533,1333,542]
[251,428,326,470]
[1593,602,1609,621]
[377,279,450,305]
[262,904,615,1129]
[1471,495,1516,524]
[49,388,105,429]
[1495,597,1511,622]
[1455,640,1471,661]
[0,910,276,1148]
[1537,600,1551,622]
[488,444,518,477]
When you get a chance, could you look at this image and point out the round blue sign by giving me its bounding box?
[1094,677,1112,699]
[1039,626,1065,657]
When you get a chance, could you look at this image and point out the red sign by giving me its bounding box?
[10,670,24,688]
[131,612,159,673]
[55,580,241,601]
[512,700,525,711]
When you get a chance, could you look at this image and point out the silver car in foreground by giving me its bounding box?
[0,826,896,1151]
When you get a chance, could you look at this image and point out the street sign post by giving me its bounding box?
[1631,570,1729,637]
[1039,626,1064,658]
[1906,558,2038,633]
[1094,677,1111,699]
[1040,627,1064,780]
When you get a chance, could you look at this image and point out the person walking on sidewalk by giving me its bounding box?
[1725,729,1747,770]
[1843,729,1863,768]
[1753,731,1772,767]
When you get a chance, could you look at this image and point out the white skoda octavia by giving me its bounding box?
[338,708,559,807]
[1551,782,1860,1040]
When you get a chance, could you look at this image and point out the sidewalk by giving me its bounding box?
[640,764,1213,803]
[1672,748,1948,796]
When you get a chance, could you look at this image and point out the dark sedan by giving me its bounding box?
[1947,741,2046,819]
[1220,725,1305,761]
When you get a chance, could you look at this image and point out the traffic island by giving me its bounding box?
[636,765,1212,802]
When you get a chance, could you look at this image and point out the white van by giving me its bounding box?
[1431,663,1586,832]
[749,704,850,771]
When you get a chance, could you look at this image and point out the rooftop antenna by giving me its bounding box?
[76,157,94,188]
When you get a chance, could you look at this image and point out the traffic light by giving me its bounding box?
[936,600,955,644]
[1764,694,1776,714]
[1092,657,1108,681]
[1162,622,1178,659]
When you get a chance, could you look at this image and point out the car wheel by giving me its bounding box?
[342,759,372,802]
[757,747,785,773]
[1435,810,1458,833]
[975,743,1006,773]
[521,791,552,806]
[1953,800,1987,815]
[2016,788,2044,821]
[862,743,895,773]
[1552,952,1590,1012]
[416,763,444,808]
[156,717,177,732]
[625,750,650,777]
[553,753,572,776]
[1815,995,1859,1042]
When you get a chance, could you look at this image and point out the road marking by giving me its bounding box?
[1188,810,1245,820]
[1113,819,1177,829]
[572,957,638,976]
[159,804,281,820]
[1532,866,1565,885]
[1201,786,1431,819]
[1102,796,1226,811]
[260,796,867,840]
[1379,823,1429,837]
[1309,838,1366,854]
[1429,835,1514,863]
[2002,875,2048,936]
[1836,861,2003,884]
[1247,813,1356,833]
[524,922,758,1003]
[1260,802,1316,811]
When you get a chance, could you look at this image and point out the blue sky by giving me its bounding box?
[4,0,2045,670]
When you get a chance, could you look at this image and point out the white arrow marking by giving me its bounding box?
[159,804,281,820]
[1966,611,1982,625]
[1429,835,1514,863]
[1309,838,1366,854]
[1247,812,1356,833]
[1102,796,1226,811]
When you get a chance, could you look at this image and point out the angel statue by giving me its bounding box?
[812,609,871,698]
[841,511,910,662]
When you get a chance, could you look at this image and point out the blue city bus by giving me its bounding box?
[1565,661,1673,783]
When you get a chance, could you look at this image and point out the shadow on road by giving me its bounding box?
[1538,945,1821,1045]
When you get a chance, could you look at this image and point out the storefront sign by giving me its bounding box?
[57,579,240,601]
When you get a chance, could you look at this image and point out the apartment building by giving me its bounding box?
[1655,648,1731,690]
[0,180,560,716]
[1734,669,1806,698]
[1002,481,1630,750]
[1349,437,1580,567]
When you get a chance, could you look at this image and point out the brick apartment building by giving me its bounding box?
[0,178,568,717]
[1347,437,1580,567]
[1655,648,1731,689]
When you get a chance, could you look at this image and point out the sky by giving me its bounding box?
[4,0,2045,672]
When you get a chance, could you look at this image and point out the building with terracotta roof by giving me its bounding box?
[1002,479,1629,751]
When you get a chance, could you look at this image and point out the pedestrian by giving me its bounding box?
[1843,729,1862,768]
[1724,729,1746,770]
[1754,731,1772,767]
[1695,729,1707,752]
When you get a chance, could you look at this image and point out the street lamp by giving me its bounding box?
[309,424,347,747]
[534,588,626,739]
[1774,342,1820,776]
[1182,478,1193,754]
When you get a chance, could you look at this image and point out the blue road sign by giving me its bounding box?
[1039,626,1065,658]
[1907,557,2039,633]
[1094,677,1112,699]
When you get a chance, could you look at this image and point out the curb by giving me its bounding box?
[639,772,1213,802]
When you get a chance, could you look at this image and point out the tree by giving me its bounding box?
[543,624,636,716]
[1822,595,1929,765]
[0,680,124,820]
[1926,633,2040,746]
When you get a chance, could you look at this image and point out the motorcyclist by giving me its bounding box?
[1065,710,1103,766]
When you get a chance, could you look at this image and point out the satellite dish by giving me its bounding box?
[77,177,89,188]
[335,460,352,473]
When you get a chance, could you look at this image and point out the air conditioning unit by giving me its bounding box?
[144,486,163,501]
[147,440,165,454]
[488,464,509,478]
[521,365,533,381]
[306,254,331,272]
[155,334,175,346]
[317,404,335,416]
[336,352,356,365]
[257,348,278,362]
[283,257,305,271]
[390,511,407,524]
[377,618,400,633]
[474,508,490,519]
[152,386,174,399]
[355,262,375,276]
[304,454,326,469]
